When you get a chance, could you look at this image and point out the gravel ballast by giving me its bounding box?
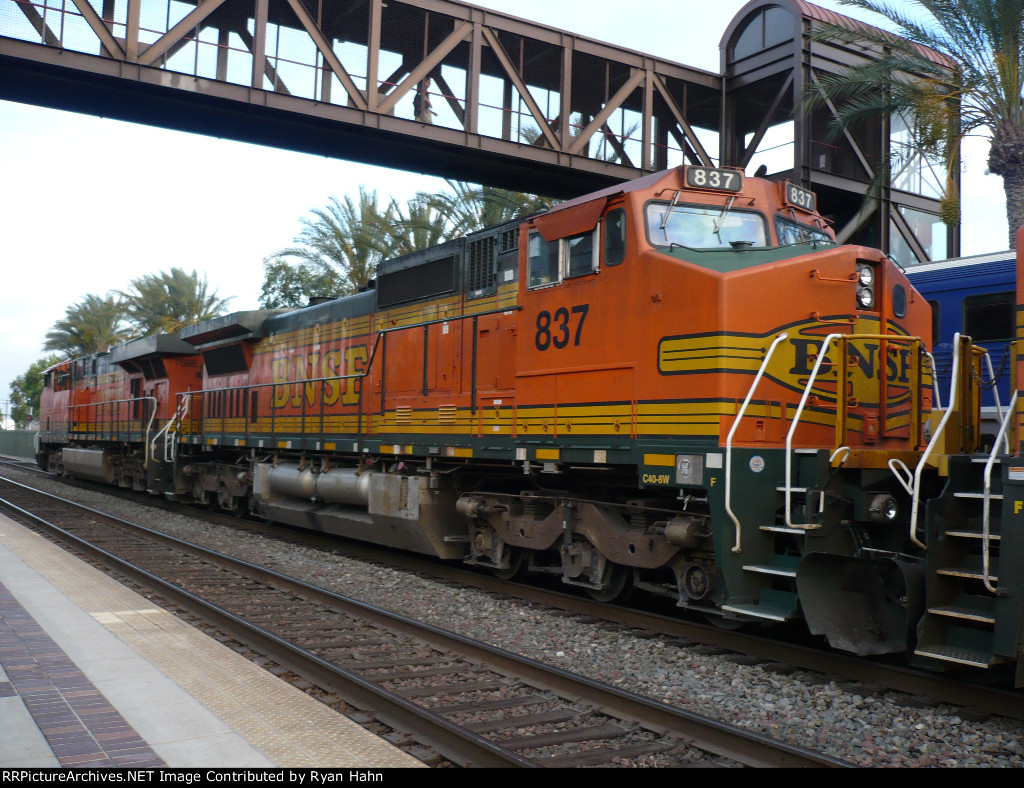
[5,469,1022,768]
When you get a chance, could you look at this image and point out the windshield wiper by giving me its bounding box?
[660,190,681,231]
[713,195,735,235]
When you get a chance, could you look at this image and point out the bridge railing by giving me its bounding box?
[0,0,720,186]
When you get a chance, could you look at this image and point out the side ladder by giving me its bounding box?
[914,390,1017,670]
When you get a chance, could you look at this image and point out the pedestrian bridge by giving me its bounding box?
[0,0,723,197]
[0,0,952,255]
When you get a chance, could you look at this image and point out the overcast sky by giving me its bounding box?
[0,0,1010,424]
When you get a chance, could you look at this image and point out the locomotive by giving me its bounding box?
[36,165,1024,685]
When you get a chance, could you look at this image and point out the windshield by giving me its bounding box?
[775,216,833,246]
[647,202,768,250]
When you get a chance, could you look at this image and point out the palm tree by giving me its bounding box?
[386,197,461,255]
[266,183,558,305]
[43,294,131,357]
[120,268,232,335]
[276,187,396,294]
[417,180,558,237]
[809,0,1024,246]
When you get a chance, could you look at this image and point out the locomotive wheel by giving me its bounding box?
[491,547,526,580]
[587,564,634,603]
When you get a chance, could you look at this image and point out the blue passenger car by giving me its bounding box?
[906,250,1015,446]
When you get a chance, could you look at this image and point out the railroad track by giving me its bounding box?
[0,476,848,768]
[4,462,1022,726]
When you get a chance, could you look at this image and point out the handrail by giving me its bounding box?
[179,304,521,451]
[168,395,193,461]
[782,333,925,530]
[151,395,191,463]
[726,332,788,554]
[784,333,842,529]
[887,458,914,496]
[925,351,941,409]
[909,332,963,550]
[69,396,157,467]
[982,350,1009,454]
[821,446,851,513]
[981,389,1016,594]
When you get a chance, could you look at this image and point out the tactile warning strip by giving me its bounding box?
[0,514,424,767]
[0,583,166,767]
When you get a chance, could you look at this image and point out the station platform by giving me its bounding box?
[0,512,425,769]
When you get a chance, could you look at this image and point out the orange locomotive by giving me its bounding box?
[38,336,202,491]
[38,165,1023,680]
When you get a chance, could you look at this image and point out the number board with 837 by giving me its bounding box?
[685,166,743,193]
[785,182,817,212]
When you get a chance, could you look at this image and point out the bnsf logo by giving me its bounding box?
[789,339,914,385]
[270,346,368,409]
[658,328,920,406]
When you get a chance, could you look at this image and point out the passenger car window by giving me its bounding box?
[963,292,1014,342]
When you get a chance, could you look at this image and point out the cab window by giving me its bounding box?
[528,227,600,287]
[566,231,597,278]
[604,208,627,265]
[647,202,767,250]
[775,216,833,246]
[528,231,559,287]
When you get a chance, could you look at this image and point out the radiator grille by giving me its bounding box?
[466,236,497,291]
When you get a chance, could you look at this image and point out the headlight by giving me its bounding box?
[868,493,898,522]
[857,287,874,308]
[858,264,874,286]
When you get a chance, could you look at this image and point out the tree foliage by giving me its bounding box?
[43,181,557,379]
[265,181,558,306]
[259,257,341,309]
[120,267,232,335]
[9,355,62,428]
[385,198,458,256]
[43,294,130,358]
[273,187,397,296]
[415,180,558,237]
[809,0,1024,246]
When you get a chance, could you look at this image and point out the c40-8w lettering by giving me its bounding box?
[535,304,589,351]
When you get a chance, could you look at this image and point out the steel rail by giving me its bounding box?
[3,465,1021,724]
[0,476,849,768]
[213,511,1024,721]
[0,479,533,768]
